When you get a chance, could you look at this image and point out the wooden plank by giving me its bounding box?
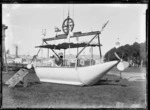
[23,75,28,87]
[5,69,29,87]
[43,31,100,41]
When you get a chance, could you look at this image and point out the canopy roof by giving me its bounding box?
[36,42,102,50]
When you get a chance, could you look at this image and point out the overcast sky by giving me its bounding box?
[2,4,147,57]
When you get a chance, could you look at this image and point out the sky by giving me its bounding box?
[2,4,147,57]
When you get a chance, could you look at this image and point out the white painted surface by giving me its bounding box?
[117,62,125,71]
[14,58,22,63]
[34,61,119,86]
[35,67,83,86]
[78,61,119,85]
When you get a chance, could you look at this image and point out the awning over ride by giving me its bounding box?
[35,42,102,50]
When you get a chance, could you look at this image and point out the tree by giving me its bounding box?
[104,42,146,66]
[140,42,146,65]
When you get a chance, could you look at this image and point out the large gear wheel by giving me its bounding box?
[62,16,74,35]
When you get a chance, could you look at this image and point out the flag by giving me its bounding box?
[102,20,109,31]
[55,27,61,32]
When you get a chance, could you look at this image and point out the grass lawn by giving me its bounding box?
[2,67,147,108]
[111,66,146,73]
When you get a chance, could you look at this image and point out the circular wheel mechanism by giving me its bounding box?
[62,16,74,35]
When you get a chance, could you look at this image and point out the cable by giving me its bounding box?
[73,4,74,20]
[63,4,64,21]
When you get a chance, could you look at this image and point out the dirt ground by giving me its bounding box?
[1,67,147,108]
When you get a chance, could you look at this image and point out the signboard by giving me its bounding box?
[5,69,29,87]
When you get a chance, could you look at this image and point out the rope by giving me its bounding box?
[63,4,64,21]
[68,4,70,17]
[73,4,74,20]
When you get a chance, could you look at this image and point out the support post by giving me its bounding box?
[108,52,109,61]
[97,34,102,60]
[30,41,43,64]
[50,49,60,59]
[44,41,60,59]
[77,47,79,66]
[64,49,66,66]
[76,34,98,58]
[91,47,93,65]
[75,58,77,69]
[120,71,122,79]
[47,49,49,59]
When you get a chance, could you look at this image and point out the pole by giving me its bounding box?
[91,47,93,65]
[77,47,79,66]
[41,48,43,58]
[64,49,65,66]
[16,45,18,57]
[30,41,44,64]
[69,46,70,67]
[77,48,79,55]
[47,49,49,59]
[120,71,122,79]
[50,49,60,59]
[97,34,102,60]
[76,34,98,58]
[44,41,60,59]
[108,52,109,61]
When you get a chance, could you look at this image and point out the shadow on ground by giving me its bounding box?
[94,79,128,87]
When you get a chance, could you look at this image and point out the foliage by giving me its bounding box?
[104,42,146,65]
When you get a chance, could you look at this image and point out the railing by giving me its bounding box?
[34,58,97,67]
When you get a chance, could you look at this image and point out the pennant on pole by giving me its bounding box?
[101,20,109,31]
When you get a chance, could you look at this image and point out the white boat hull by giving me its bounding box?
[34,61,119,86]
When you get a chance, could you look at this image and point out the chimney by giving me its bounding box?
[15,45,18,58]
